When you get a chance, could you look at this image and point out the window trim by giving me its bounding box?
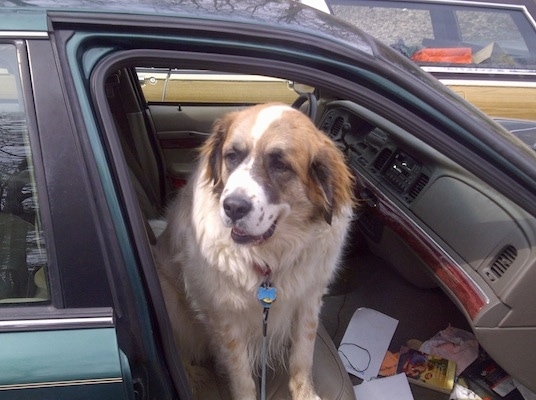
[27,38,118,309]
[0,307,114,332]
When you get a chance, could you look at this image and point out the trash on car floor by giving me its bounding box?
[338,308,527,400]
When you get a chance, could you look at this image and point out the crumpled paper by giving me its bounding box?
[449,383,483,400]
[420,326,479,375]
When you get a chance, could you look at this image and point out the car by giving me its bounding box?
[326,0,536,121]
[0,0,535,399]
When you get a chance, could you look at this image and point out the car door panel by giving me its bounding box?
[149,104,241,186]
[0,314,133,400]
[3,40,135,400]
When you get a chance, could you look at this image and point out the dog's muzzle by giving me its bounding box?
[223,195,277,245]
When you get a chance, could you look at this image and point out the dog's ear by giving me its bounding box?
[311,157,335,225]
[310,143,355,225]
[200,114,234,189]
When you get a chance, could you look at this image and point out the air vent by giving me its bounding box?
[408,174,429,200]
[320,111,336,133]
[373,148,393,171]
[330,116,345,138]
[487,245,517,280]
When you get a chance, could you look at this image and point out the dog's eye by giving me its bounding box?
[225,152,237,162]
[224,150,243,169]
[269,155,290,173]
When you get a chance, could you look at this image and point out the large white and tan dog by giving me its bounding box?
[155,103,354,399]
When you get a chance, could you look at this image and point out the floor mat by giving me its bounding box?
[321,251,471,399]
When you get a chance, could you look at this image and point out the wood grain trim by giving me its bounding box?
[355,177,488,320]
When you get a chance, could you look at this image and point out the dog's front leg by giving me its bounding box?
[214,327,257,400]
[288,296,323,400]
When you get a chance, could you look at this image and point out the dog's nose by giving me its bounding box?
[223,195,252,222]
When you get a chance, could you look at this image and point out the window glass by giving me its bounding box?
[329,1,536,69]
[330,5,434,51]
[137,68,300,103]
[456,10,530,64]
[0,44,49,304]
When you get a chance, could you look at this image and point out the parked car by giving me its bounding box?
[1,0,535,399]
[326,0,536,121]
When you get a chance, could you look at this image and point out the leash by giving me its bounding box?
[257,281,277,400]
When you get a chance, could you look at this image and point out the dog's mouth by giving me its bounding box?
[231,221,277,245]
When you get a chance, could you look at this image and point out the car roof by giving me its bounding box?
[0,0,323,18]
[0,0,377,55]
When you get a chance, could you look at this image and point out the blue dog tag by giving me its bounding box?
[257,285,277,308]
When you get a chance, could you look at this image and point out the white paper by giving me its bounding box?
[338,307,398,381]
[354,373,414,400]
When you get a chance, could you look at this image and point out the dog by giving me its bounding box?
[155,103,355,399]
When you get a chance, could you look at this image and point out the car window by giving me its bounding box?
[137,68,300,104]
[332,5,434,50]
[0,44,49,304]
[329,1,536,70]
[456,9,526,51]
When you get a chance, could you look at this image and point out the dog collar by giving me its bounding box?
[253,262,272,280]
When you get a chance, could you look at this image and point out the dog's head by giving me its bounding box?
[200,103,354,246]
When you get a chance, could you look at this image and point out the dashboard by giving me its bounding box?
[321,113,431,206]
[318,100,536,390]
